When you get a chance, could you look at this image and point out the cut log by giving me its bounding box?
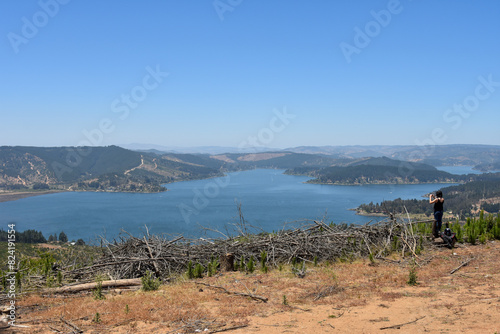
[46,278,142,294]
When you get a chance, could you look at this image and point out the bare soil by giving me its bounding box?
[4,240,499,333]
[236,153,289,162]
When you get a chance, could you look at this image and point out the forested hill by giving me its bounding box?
[0,147,343,193]
[286,157,464,185]
[357,174,500,217]
[284,144,500,171]
[0,146,224,193]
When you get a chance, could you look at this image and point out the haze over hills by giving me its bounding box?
[1,144,500,194]
[282,144,500,167]
[122,144,500,168]
[121,143,279,155]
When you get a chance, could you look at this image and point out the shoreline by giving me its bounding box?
[305,180,460,186]
[0,188,169,203]
[0,190,65,203]
[354,210,388,217]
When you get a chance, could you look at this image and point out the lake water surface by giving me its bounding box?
[0,169,456,241]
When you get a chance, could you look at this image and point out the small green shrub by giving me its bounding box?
[186,260,194,279]
[392,236,400,251]
[194,263,204,278]
[207,255,219,277]
[239,257,245,272]
[141,270,161,291]
[93,279,105,300]
[415,245,422,255]
[407,266,418,286]
[260,250,268,273]
[46,275,54,288]
[452,220,463,243]
[246,256,255,273]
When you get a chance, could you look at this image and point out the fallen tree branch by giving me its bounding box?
[209,324,249,333]
[143,236,161,278]
[450,257,474,275]
[46,278,142,294]
[380,315,426,330]
[195,282,268,303]
[60,317,83,333]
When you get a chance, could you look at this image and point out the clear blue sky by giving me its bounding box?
[1,0,499,148]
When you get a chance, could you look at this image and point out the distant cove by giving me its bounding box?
[0,169,457,241]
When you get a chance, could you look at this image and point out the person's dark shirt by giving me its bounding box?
[434,199,444,212]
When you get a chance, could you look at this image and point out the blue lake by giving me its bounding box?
[0,169,456,242]
[436,165,500,175]
[436,165,480,175]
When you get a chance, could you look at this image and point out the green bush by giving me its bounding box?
[369,253,375,264]
[246,256,255,273]
[452,220,463,243]
[239,257,245,272]
[186,260,194,279]
[141,270,161,291]
[391,236,400,251]
[93,279,105,300]
[407,266,418,286]
[260,250,268,273]
[194,263,204,278]
[207,256,219,277]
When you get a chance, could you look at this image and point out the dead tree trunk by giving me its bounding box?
[221,253,234,272]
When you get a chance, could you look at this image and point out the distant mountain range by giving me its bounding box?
[121,143,279,155]
[285,156,469,185]
[1,144,499,193]
[284,144,500,167]
[122,144,500,169]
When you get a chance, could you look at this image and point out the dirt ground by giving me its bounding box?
[3,240,499,334]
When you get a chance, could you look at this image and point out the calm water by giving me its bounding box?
[436,165,500,175]
[436,166,480,175]
[0,169,455,241]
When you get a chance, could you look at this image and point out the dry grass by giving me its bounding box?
[9,240,500,333]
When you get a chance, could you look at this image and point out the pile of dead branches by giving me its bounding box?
[64,215,425,281]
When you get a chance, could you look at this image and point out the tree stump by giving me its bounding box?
[221,253,235,272]
[432,221,438,238]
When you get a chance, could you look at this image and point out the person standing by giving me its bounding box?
[430,190,445,238]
